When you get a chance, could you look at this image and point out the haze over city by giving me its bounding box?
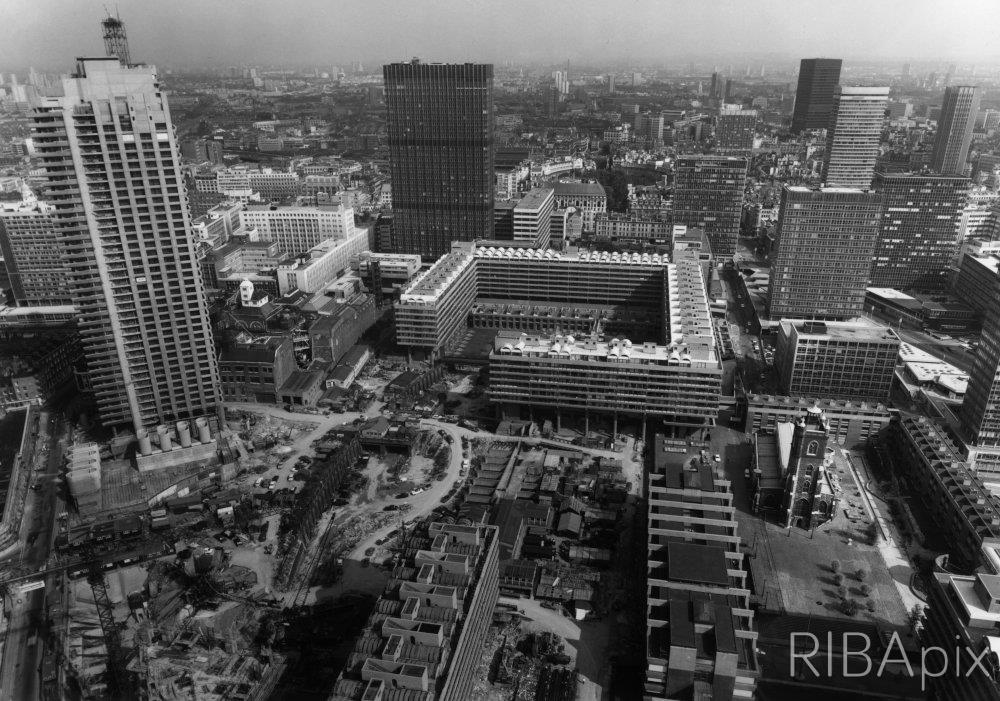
[2,0,1000,70]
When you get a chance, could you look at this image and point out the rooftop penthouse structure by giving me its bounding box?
[331,522,499,701]
[395,243,722,426]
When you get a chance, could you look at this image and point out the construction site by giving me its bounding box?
[0,348,652,701]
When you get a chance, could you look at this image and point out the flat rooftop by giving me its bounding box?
[399,249,476,301]
[653,436,719,492]
[515,187,554,211]
[867,286,917,301]
[747,394,890,413]
[666,542,730,587]
[949,574,1000,625]
[401,245,675,301]
[970,255,1000,275]
[493,331,717,366]
[781,319,899,343]
[676,154,749,164]
[551,181,607,197]
[785,185,869,194]
[475,246,669,266]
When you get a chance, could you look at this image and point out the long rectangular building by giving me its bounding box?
[775,320,900,402]
[276,225,370,296]
[672,155,748,259]
[0,203,73,306]
[239,202,355,255]
[331,522,499,701]
[871,172,970,291]
[396,243,722,425]
[885,416,1000,570]
[745,393,890,448]
[489,329,721,426]
[646,437,758,699]
[768,185,882,321]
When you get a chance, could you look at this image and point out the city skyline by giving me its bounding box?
[3,4,1000,701]
[1,0,1000,71]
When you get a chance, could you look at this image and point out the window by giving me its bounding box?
[806,440,819,457]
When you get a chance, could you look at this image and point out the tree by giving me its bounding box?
[837,585,847,599]
[833,573,845,586]
[830,559,841,573]
[593,169,629,212]
[839,598,861,616]
[859,584,872,597]
[856,568,868,582]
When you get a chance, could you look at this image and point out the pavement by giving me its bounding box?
[845,449,924,613]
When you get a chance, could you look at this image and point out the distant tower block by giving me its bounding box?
[101,15,132,67]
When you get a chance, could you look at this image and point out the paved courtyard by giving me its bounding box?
[713,428,909,631]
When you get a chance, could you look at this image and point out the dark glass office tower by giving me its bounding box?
[384,59,494,258]
[932,85,981,175]
[871,172,970,291]
[791,58,842,133]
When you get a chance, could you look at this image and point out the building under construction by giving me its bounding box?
[330,522,499,701]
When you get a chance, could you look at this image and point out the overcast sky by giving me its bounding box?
[2,0,998,71]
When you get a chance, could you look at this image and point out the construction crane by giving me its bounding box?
[100,12,132,68]
[86,558,129,699]
[0,552,135,700]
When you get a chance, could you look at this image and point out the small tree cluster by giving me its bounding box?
[839,598,861,616]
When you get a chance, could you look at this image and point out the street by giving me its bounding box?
[344,418,479,560]
[0,412,65,701]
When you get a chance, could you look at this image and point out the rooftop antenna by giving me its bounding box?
[101,9,132,67]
